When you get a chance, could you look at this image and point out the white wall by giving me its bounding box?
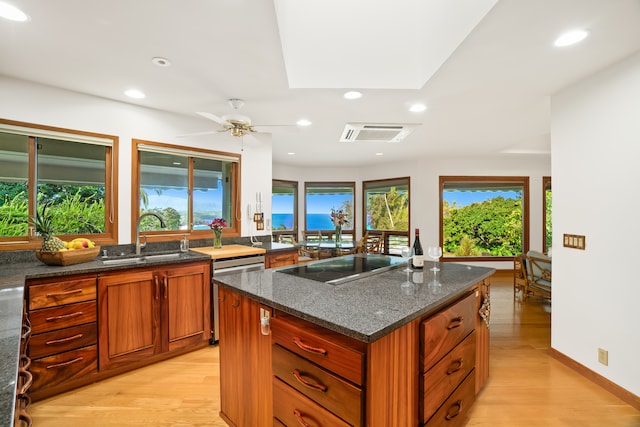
[551,51,640,396]
[274,151,551,271]
[0,76,273,242]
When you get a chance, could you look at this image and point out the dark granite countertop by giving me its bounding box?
[214,254,495,343]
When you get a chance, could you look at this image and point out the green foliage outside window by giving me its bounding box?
[443,196,522,256]
[366,187,408,231]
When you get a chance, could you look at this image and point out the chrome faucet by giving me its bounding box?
[135,212,166,255]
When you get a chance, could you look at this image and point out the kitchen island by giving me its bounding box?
[214,254,494,427]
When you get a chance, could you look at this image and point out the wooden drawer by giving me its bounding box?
[30,301,97,334]
[30,345,98,392]
[273,344,362,426]
[29,323,97,359]
[421,331,476,424]
[424,371,476,427]
[421,292,476,372]
[29,276,96,310]
[271,311,365,386]
[273,378,352,427]
[267,251,298,268]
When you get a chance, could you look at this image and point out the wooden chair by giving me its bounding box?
[513,254,528,299]
[524,251,551,299]
[278,234,296,245]
[289,237,318,263]
[364,232,384,254]
[336,234,366,256]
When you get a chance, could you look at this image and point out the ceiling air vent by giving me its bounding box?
[340,123,419,143]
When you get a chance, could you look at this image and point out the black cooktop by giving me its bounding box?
[276,254,405,285]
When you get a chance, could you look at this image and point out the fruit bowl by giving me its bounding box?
[35,246,101,266]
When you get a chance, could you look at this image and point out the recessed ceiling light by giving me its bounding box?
[124,89,145,99]
[409,103,427,113]
[151,57,171,67]
[287,152,295,155]
[344,91,362,100]
[296,119,312,126]
[0,1,28,21]
[376,152,384,156]
[554,29,588,47]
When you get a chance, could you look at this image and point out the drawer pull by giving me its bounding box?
[18,409,33,427]
[20,354,31,371]
[293,409,312,427]
[154,276,159,300]
[45,333,84,346]
[46,356,83,369]
[164,276,168,300]
[445,400,463,420]
[45,311,83,322]
[446,358,464,375]
[46,288,83,298]
[447,316,464,330]
[293,337,327,356]
[292,369,328,392]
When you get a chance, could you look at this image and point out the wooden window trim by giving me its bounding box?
[272,179,298,242]
[439,175,529,262]
[304,181,356,239]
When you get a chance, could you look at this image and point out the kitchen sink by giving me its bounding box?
[100,252,182,265]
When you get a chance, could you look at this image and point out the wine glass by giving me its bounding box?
[427,246,442,272]
[401,246,413,272]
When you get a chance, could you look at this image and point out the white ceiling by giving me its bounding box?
[1,0,639,167]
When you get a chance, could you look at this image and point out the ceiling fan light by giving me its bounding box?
[228,98,245,110]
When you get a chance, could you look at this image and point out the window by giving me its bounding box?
[272,180,298,241]
[0,119,117,250]
[133,140,240,240]
[305,182,355,238]
[543,176,552,254]
[440,176,529,260]
[363,177,410,254]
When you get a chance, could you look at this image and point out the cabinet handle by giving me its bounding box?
[154,276,159,300]
[293,409,312,427]
[46,288,83,298]
[163,276,168,300]
[292,369,328,392]
[45,333,83,346]
[446,358,464,375]
[293,337,327,356]
[231,298,240,308]
[45,311,83,322]
[447,316,464,330]
[20,354,31,371]
[445,400,463,420]
[46,356,83,369]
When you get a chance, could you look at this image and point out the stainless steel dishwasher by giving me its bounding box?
[210,255,265,343]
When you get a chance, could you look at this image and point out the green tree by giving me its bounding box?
[366,188,408,231]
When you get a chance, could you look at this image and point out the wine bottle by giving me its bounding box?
[412,228,424,269]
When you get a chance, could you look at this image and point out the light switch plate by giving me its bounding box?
[563,233,586,250]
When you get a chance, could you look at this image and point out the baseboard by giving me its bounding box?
[549,347,640,411]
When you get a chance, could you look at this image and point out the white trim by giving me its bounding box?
[137,144,239,162]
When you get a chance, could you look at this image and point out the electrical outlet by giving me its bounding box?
[598,348,608,366]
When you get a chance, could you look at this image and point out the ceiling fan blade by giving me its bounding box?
[196,111,227,125]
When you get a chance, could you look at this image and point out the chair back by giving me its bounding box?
[364,233,383,254]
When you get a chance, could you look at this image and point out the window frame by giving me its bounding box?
[272,179,298,242]
[439,175,529,262]
[0,118,118,250]
[362,177,411,255]
[304,181,355,241]
[131,139,241,243]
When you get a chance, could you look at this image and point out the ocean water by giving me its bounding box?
[272,213,344,230]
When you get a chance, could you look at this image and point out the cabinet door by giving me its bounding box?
[98,270,161,370]
[164,263,211,352]
[266,250,298,268]
[218,287,273,426]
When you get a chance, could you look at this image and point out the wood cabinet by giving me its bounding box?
[98,262,210,370]
[218,286,273,427]
[265,249,298,268]
[271,311,365,426]
[25,273,98,401]
[217,278,491,426]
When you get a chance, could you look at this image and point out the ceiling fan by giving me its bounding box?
[190,98,289,138]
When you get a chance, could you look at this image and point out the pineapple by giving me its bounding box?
[33,203,66,252]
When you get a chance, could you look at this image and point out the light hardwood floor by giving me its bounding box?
[29,274,640,426]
